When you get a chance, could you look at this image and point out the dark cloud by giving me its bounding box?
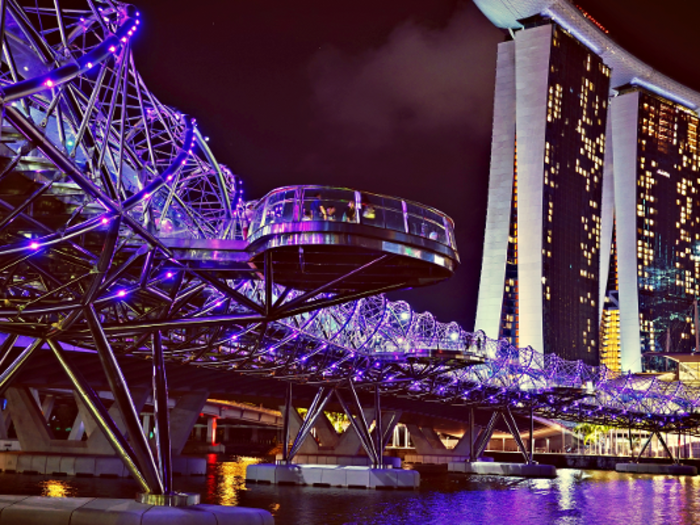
[309,4,501,149]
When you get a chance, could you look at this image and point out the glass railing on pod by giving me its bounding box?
[245,185,457,250]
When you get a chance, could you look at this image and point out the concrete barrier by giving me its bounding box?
[74,456,97,476]
[616,463,697,476]
[0,453,206,478]
[3,455,17,473]
[448,461,557,478]
[95,457,126,478]
[0,496,273,525]
[405,455,494,465]
[247,463,419,489]
[46,456,63,476]
[59,456,76,476]
[277,454,402,468]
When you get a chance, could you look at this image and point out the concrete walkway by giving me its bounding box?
[0,495,273,524]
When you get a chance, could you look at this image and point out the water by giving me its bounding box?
[0,456,698,524]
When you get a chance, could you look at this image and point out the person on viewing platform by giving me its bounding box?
[242,202,254,240]
[361,193,376,220]
[310,192,326,220]
[302,209,313,221]
[326,206,337,221]
[342,200,357,222]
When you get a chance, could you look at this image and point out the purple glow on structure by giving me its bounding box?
[29,242,40,250]
[166,272,173,278]
[117,290,127,298]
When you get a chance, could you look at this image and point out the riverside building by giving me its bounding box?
[474,0,700,374]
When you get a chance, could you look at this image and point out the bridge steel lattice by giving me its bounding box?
[0,0,697,498]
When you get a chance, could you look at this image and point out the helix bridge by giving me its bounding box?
[0,0,696,495]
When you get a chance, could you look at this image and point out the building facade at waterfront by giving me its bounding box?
[474,0,700,373]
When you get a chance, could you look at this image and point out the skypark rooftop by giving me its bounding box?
[473,0,700,111]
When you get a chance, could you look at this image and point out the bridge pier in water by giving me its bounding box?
[447,408,557,478]
[247,383,419,489]
[0,385,208,477]
[615,429,698,475]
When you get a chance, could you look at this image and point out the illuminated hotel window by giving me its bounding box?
[622,89,700,368]
[538,24,609,364]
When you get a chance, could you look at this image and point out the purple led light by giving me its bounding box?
[166,272,173,278]
[109,45,116,52]
[45,79,54,88]
[117,290,126,298]
[101,217,109,225]
[29,241,40,250]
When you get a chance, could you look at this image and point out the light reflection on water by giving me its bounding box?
[0,457,697,524]
[208,456,261,507]
[39,479,77,498]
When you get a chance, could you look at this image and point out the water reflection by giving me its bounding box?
[0,458,697,524]
[208,456,262,506]
[39,479,77,498]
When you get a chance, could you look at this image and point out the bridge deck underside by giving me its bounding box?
[249,245,451,292]
[10,349,512,432]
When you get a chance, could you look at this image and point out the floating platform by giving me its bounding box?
[0,495,272,524]
[615,463,698,476]
[0,453,205,477]
[276,453,401,468]
[246,463,419,489]
[448,461,557,478]
[405,454,494,465]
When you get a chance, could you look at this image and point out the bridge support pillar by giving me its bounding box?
[276,384,402,468]
[169,391,209,455]
[403,422,482,465]
[0,407,11,441]
[80,388,149,456]
[5,387,52,451]
[207,417,217,446]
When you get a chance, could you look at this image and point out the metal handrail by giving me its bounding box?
[245,185,457,250]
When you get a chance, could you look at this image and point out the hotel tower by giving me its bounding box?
[473,0,700,373]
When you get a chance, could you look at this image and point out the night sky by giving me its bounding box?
[129,0,700,331]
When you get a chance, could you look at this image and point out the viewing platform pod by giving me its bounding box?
[245,185,459,294]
